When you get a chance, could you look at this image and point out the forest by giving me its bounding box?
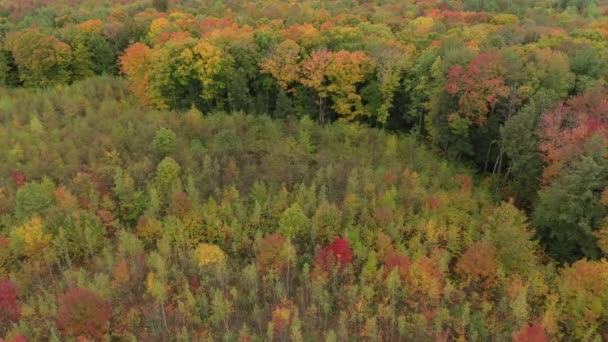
[0,0,607,341]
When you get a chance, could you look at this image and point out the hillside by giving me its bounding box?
[1,0,608,341]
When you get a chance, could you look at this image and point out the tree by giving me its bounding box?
[299,49,332,124]
[155,157,182,199]
[4,28,72,87]
[279,203,309,241]
[11,216,50,261]
[538,88,608,182]
[300,49,373,123]
[255,233,295,275]
[311,237,353,280]
[513,323,548,342]
[0,280,19,326]
[445,51,509,127]
[259,39,302,91]
[15,181,54,221]
[119,42,153,105]
[557,260,608,339]
[501,94,556,206]
[191,40,234,106]
[524,48,574,98]
[455,242,498,289]
[56,287,111,340]
[153,128,177,156]
[371,42,415,125]
[194,243,226,269]
[324,50,374,121]
[533,151,607,261]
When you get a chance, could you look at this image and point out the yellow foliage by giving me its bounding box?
[148,17,171,42]
[492,14,519,25]
[410,17,434,36]
[12,216,50,259]
[195,243,226,268]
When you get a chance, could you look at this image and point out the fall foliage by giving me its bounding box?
[1,0,608,340]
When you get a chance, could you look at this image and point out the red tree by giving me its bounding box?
[538,88,608,182]
[56,288,111,341]
[513,323,548,342]
[311,237,353,280]
[10,170,26,188]
[445,52,509,126]
[0,280,20,324]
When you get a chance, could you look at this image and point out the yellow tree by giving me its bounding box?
[325,50,374,121]
[300,49,373,123]
[260,39,302,91]
[11,216,50,261]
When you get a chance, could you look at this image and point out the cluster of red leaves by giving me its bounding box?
[56,288,111,341]
[377,232,411,281]
[200,16,234,33]
[0,336,27,342]
[513,323,549,342]
[0,237,9,250]
[311,237,353,280]
[10,170,26,188]
[427,9,490,24]
[0,280,20,324]
[538,88,608,182]
[445,52,509,126]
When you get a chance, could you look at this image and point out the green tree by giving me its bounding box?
[153,128,177,156]
[533,145,608,262]
[15,181,54,221]
[4,28,72,87]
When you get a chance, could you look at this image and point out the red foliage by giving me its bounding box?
[56,288,111,341]
[384,253,411,281]
[312,237,353,279]
[189,275,200,292]
[445,52,509,126]
[200,16,234,33]
[538,88,608,182]
[0,280,20,324]
[0,237,9,250]
[0,336,27,342]
[513,323,548,342]
[10,170,26,188]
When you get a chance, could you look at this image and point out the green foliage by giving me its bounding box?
[153,127,177,156]
[15,181,54,221]
[534,149,608,262]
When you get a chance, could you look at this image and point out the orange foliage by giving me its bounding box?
[456,242,498,289]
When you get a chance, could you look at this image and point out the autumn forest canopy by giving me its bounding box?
[1,0,608,341]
